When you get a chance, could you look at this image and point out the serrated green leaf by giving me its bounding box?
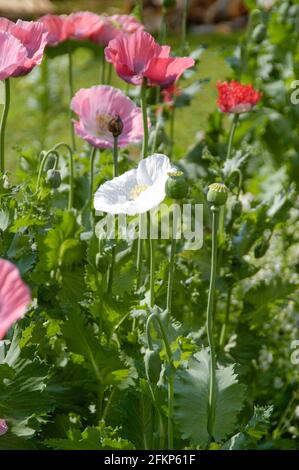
[175,348,245,446]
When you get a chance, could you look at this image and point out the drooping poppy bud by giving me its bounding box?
[207,182,229,206]
[254,238,270,259]
[46,169,61,189]
[144,348,162,385]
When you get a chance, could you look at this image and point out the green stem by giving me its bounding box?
[89,146,96,210]
[148,382,165,449]
[167,208,178,316]
[141,79,148,159]
[206,205,220,440]
[0,78,10,174]
[149,313,174,449]
[226,114,239,161]
[107,63,113,85]
[100,47,106,84]
[149,216,155,308]
[181,0,189,54]
[219,287,232,349]
[112,136,119,177]
[169,107,175,157]
[34,149,59,195]
[160,8,167,43]
[52,142,74,210]
[68,48,76,151]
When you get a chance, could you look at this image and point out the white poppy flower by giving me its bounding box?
[94,154,177,215]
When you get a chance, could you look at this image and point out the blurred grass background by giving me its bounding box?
[2,1,239,170]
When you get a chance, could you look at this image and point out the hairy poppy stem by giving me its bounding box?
[52,142,74,210]
[181,0,189,54]
[34,149,59,195]
[0,79,10,174]
[148,212,155,308]
[108,137,119,293]
[166,211,177,316]
[226,114,239,161]
[206,205,219,440]
[68,47,76,151]
[137,79,149,287]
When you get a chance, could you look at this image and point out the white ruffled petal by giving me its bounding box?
[137,153,174,185]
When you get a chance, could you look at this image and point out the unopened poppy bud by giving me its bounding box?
[207,183,229,206]
[108,115,124,138]
[254,238,270,259]
[144,348,162,385]
[165,170,188,200]
[96,253,110,273]
[231,199,243,219]
[46,169,61,189]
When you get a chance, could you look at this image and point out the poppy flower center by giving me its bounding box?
[129,184,149,200]
[95,113,112,136]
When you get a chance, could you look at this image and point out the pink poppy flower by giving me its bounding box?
[0,259,31,340]
[90,15,144,47]
[217,80,262,114]
[71,85,145,149]
[0,18,48,76]
[105,31,194,87]
[0,419,8,436]
[38,14,69,46]
[65,11,102,41]
[0,31,27,81]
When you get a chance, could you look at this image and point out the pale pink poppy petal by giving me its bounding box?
[0,419,8,436]
[0,31,27,81]
[0,259,31,340]
[71,85,145,149]
[38,14,69,46]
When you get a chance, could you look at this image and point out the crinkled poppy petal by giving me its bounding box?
[8,20,48,76]
[0,31,27,80]
[65,11,102,40]
[217,80,262,114]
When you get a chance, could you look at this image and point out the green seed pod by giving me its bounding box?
[231,199,243,219]
[254,239,270,259]
[251,24,267,43]
[46,169,61,189]
[144,349,162,385]
[96,253,110,273]
[207,183,229,206]
[165,170,188,200]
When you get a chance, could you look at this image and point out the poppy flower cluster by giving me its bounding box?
[0,17,48,79]
[38,12,144,48]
